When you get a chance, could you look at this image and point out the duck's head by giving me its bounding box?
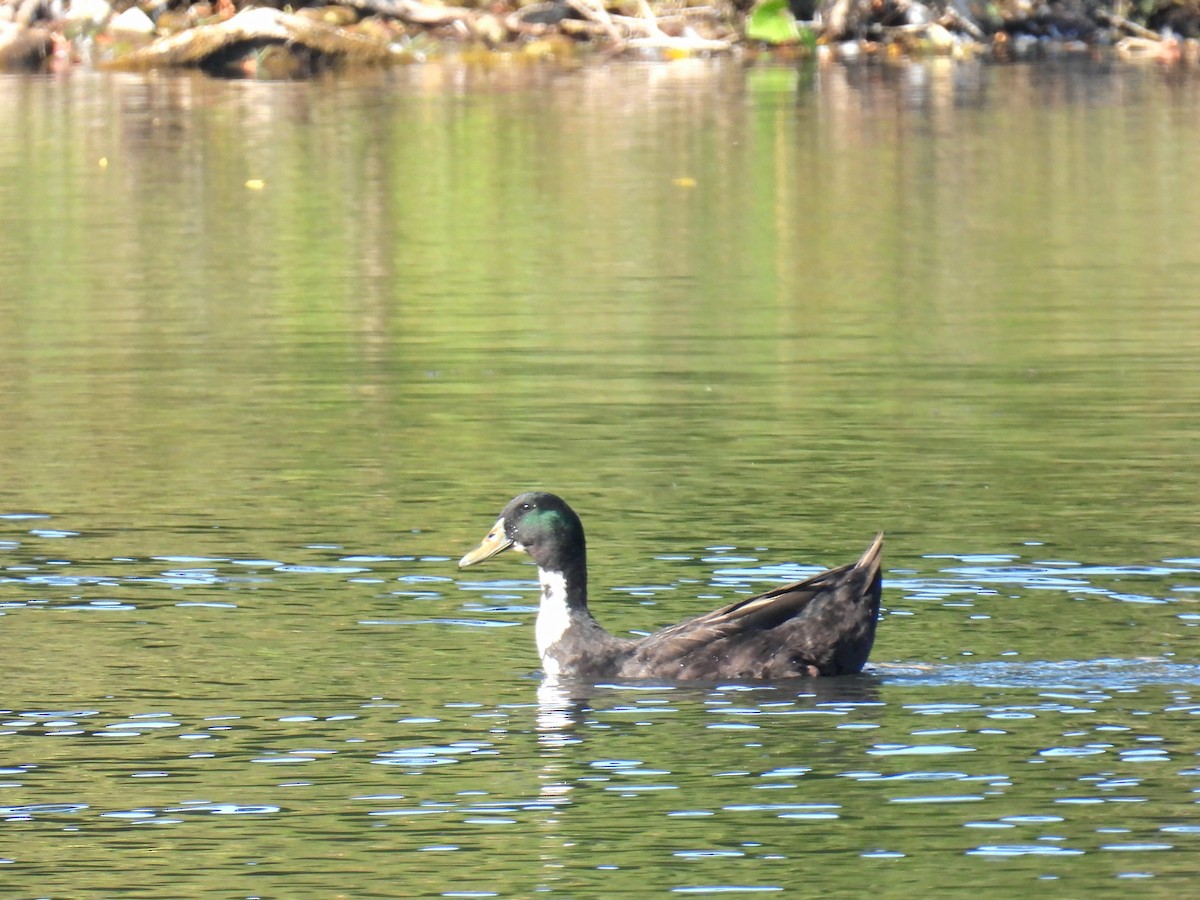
[458,491,586,573]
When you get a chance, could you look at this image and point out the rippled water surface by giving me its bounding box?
[3,59,1200,895]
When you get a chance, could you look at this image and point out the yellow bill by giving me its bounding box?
[458,517,514,567]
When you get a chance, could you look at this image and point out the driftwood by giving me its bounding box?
[563,0,735,51]
[1114,35,1181,60]
[567,0,625,43]
[107,7,398,71]
[942,4,985,40]
[341,0,476,26]
[1097,10,1163,41]
[96,0,737,75]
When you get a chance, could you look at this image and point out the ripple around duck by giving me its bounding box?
[878,659,1200,689]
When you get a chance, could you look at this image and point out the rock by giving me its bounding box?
[905,1,933,25]
[63,0,113,29]
[0,23,53,70]
[472,12,507,46]
[516,1,572,26]
[110,7,155,36]
[925,22,954,53]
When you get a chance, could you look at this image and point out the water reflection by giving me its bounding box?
[520,657,1200,889]
[4,57,1200,894]
[882,658,1200,689]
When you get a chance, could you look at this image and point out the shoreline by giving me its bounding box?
[3,0,1197,79]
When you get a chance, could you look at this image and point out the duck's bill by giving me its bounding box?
[458,518,513,568]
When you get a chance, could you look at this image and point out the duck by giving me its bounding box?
[458,491,884,681]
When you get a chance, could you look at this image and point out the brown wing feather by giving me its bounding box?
[618,534,884,679]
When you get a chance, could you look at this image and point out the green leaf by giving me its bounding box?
[746,0,801,45]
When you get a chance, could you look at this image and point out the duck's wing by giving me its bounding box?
[621,534,884,679]
[661,533,883,635]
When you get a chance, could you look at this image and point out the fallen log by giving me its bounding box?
[106,7,399,74]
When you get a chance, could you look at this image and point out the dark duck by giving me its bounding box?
[459,492,884,681]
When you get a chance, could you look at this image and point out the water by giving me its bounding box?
[2,58,1200,895]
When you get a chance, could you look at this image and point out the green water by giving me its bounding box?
[1,59,1199,896]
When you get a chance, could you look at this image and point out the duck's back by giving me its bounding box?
[615,534,884,680]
